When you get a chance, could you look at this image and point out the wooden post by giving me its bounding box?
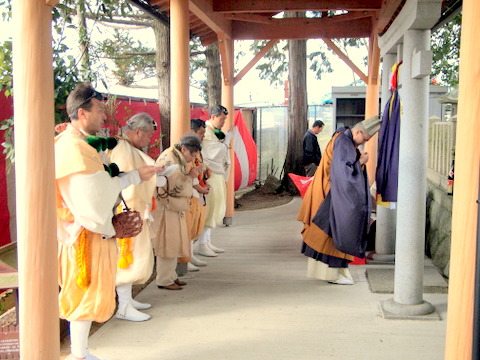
[170,0,190,144]
[219,36,235,224]
[445,0,480,358]
[364,33,380,183]
[11,0,59,358]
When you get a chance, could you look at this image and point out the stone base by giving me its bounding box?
[368,253,395,264]
[380,298,440,320]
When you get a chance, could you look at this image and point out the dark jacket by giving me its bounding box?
[302,129,322,165]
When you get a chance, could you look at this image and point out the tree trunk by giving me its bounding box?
[205,42,222,108]
[76,1,91,81]
[284,12,308,193]
[152,19,171,150]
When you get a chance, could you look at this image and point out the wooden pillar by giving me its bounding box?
[364,33,380,183]
[445,0,480,357]
[11,0,59,358]
[170,0,190,144]
[218,36,235,224]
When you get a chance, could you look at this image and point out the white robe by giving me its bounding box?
[109,136,157,285]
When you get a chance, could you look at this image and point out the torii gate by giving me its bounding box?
[10,0,479,359]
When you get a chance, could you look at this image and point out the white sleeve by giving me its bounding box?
[58,172,123,237]
[118,170,141,190]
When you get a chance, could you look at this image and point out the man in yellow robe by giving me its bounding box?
[109,112,162,322]
[195,105,234,257]
[56,83,160,360]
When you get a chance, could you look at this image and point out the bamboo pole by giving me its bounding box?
[170,0,190,143]
[444,0,480,358]
[11,0,59,358]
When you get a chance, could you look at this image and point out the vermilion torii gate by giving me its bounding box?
[10,0,478,359]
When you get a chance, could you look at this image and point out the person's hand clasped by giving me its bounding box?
[359,151,369,165]
[137,166,164,181]
[188,165,203,179]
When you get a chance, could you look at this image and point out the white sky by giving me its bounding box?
[0,16,368,106]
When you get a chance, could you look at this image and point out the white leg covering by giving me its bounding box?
[198,228,210,245]
[206,228,224,253]
[116,283,132,309]
[70,320,92,359]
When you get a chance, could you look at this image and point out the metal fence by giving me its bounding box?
[255,104,333,181]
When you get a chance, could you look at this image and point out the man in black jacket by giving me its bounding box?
[302,120,324,176]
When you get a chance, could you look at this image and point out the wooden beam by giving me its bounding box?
[220,37,235,224]
[232,17,372,40]
[234,39,278,85]
[195,27,214,37]
[200,31,218,46]
[213,0,382,13]
[445,0,480,358]
[12,0,60,358]
[189,0,232,38]
[224,13,274,24]
[374,0,405,34]
[322,38,367,83]
[217,33,234,86]
[322,10,376,23]
[364,33,381,182]
[170,0,191,143]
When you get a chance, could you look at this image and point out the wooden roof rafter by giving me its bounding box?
[212,0,383,13]
[232,16,373,40]
[144,0,408,43]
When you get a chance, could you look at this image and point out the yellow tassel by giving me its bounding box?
[118,257,129,269]
[117,238,134,269]
[76,229,90,290]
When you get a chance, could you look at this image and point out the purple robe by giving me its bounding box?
[376,90,401,202]
[312,128,372,258]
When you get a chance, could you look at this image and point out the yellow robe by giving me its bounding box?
[56,125,122,322]
[297,132,354,262]
[152,147,193,258]
[186,153,208,240]
[109,136,156,285]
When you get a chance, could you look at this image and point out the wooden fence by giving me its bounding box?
[427,115,456,190]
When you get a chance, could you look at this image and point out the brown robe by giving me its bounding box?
[152,147,193,258]
[297,132,354,262]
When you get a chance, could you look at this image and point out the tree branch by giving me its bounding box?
[84,13,152,27]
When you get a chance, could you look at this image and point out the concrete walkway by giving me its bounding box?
[84,198,447,360]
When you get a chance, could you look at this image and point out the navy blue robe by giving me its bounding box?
[312,128,372,258]
[376,90,401,202]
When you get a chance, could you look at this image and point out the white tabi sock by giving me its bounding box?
[116,283,133,311]
[70,320,92,359]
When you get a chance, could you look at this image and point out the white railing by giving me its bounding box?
[427,115,456,190]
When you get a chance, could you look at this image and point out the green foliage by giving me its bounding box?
[307,50,333,80]
[250,40,288,86]
[95,30,156,86]
[431,13,461,88]
[0,118,14,171]
[0,40,12,95]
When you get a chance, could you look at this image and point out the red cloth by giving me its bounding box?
[0,91,13,246]
[233,111,257,191]
[288,173,313,198]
